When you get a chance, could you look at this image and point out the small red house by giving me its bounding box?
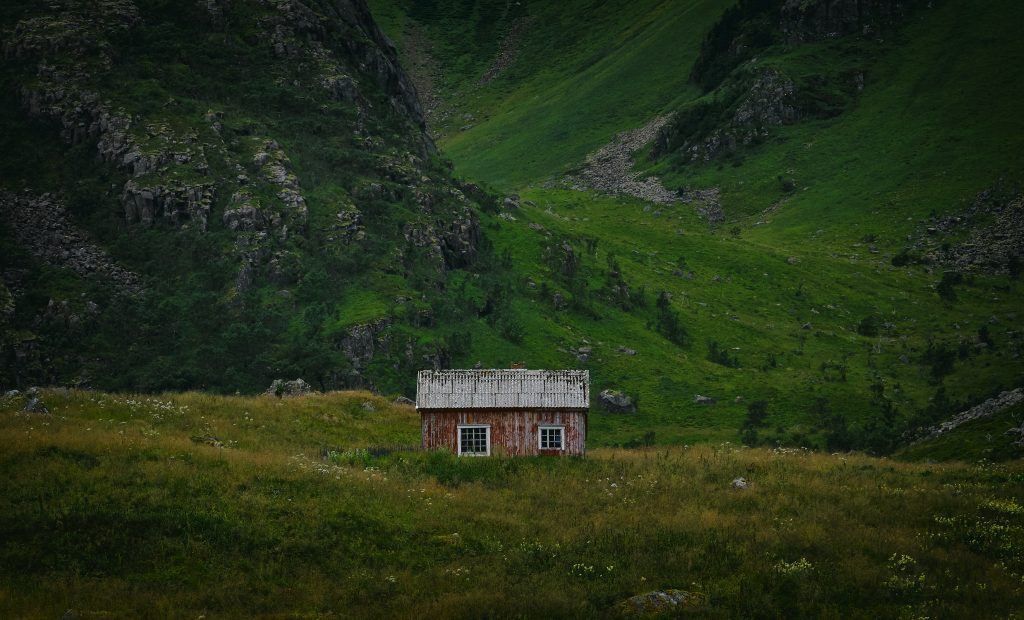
[417,369,589,457]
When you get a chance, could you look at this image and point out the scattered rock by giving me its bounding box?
[478,16,534,84]
[1007,419,1024,447]
[566,116,687,207]
[502,194,520,209]
[4,389,20,399]
[618,589,705,615]
[600,389,636,414]
[574,346,592,363]
[191,435,224,448]
[617,346,637,356]
[693,395,716,405]
[731,477,748,490]
[801,322,813,330]
[734,396,744,404]
[786,256,801,265]
[906,187,1024,275]
[914,388,1024,443]
[361,401,376,412]
[677,187,724,224]
[1,192,142,295]
[393,396,414,406]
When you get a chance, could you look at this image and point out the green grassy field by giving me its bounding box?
[3,389,1024,617]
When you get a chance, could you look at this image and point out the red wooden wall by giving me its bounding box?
[420,408,587,456]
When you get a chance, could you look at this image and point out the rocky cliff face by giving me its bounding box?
[657,0,907,166]
[780,0,914,44]
[655,68,801,163]
[0,0,485,392]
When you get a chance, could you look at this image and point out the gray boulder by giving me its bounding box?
[600,389,636,413]
[393,396,414,406]
[732,477,748,490]
[693,395,716,405]
[23,396,49,414]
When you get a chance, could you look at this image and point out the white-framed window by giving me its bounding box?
[458,425,490,456]
[539,425,565,450]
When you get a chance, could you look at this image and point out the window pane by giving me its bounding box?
[461,427,487,454]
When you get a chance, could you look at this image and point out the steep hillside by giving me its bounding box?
[0,0,500,395]
[373,0,735,187]
[370,0,1024,451]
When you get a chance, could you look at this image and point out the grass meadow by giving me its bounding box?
[2,389,1023,618]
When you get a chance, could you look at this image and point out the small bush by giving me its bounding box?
[857,315,880,337]
[936,271,963,302]
[707,340,739,368]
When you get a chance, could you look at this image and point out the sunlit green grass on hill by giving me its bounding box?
[644,0,1024,241]
[371,0,1024,451]
[2,390,1024,617]
[455,188,1023,449]
[372,0,733,188]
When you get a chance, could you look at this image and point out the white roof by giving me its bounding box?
[416,369,589,409]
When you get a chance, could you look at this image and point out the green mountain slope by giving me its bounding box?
[370,0,1024,450]
[0,0,505,396]
[373,0,734,188]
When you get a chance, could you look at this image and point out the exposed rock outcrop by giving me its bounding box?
[655,69,798,164]
[250,139,309,237]
[265,377,314,397]
[403,205,481,272]
[10,1,215,231]
[122,181,213,231]
[337,319,393,372]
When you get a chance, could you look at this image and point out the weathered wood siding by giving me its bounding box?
[420,409,587,456]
